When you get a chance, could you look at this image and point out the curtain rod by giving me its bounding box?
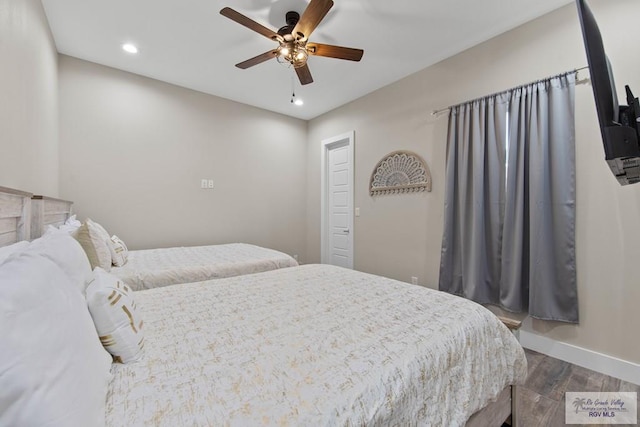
[431,66,589,116]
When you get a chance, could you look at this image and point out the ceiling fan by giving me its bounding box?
[220,0,364,85]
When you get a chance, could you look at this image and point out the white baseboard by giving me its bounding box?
[520,330,640,386]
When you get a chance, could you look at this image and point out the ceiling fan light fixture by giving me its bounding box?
[292,46,308,68]
[295,48,307,61]
[277,42,309,68]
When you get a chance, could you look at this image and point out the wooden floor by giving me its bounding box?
[512,349,639,427]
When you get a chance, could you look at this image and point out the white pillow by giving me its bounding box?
[108,235,129,267]
[58,223,81,234]
[43,223,79,236]
[28,233,93,295]
[0,248,113,427]
[0,240,29,264]
[74,219,112,271]
[87,268,145,363]
[43,224,59,236]
[43,215,83,237]
[65,214,82,227]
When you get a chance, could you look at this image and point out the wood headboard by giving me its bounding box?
[0,186,33,246]
[30,195,74,240]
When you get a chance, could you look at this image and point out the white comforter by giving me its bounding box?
[106,264,527,426]
[111,243,298,291]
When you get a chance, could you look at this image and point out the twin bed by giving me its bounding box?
[26,193,299,290]
[0,186,527,426]
[111,243,299,291]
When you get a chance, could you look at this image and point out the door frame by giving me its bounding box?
[320,131,354,268]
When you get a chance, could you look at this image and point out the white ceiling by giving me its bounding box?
[41,0,574,120]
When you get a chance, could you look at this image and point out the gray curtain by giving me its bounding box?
[439,72,578,323]
[439,94,509,302]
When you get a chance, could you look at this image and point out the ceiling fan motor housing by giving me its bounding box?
[286,11,299,26]
[278,11,300,36]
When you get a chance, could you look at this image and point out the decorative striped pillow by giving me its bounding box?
[86,268,144,363]
[108,235,129,267]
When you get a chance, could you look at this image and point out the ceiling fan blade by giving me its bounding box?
[295,64,314,85]
[292,0,334,41]
[220,7,281,41]
[307,43,364,61]
[235,50,278,69]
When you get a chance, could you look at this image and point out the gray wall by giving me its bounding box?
[307,0,640,364]
[58,56,308,258]
[0,0,58,195]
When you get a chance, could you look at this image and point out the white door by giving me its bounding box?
[321,132,354,269]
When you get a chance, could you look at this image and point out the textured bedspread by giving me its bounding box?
[111,243,298,290]
[106,264,527,426]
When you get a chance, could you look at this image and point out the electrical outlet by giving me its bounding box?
[355,207,360,217]
[207,179,214,189]
[411,276,418,285]
[200,179,207,189]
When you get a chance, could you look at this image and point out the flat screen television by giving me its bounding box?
[576,0,640,185]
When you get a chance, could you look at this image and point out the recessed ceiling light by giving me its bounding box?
[122,43,138,54]
[294,99,304,106]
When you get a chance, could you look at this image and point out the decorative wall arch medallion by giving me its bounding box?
[369,151,432,196]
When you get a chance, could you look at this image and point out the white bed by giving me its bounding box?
[0,187,527,426]
[29,194,298,289]
[111,243,299,291]
[107,264,527,426]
